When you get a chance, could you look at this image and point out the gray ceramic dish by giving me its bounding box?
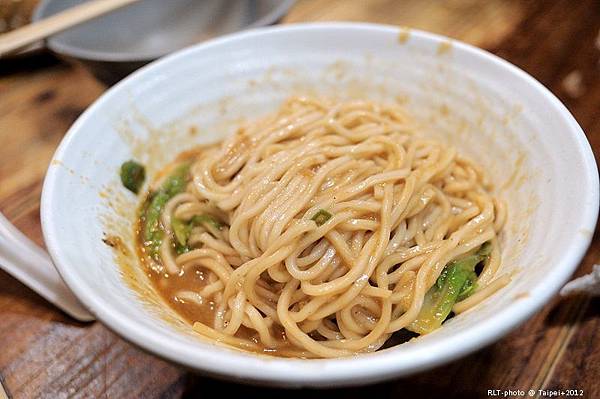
[32,0,294,84]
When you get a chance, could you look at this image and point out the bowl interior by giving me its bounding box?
[41,24,598,387]
[35,0,293,61]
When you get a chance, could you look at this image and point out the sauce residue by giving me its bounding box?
[437,40,453,55]
[102,234,129,256]
[398,27,411,44]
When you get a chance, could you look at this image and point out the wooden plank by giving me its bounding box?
[0,62,104,202]
[284,0,527,48]
[543,297,600,398]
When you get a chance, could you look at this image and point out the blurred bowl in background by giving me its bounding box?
[33,0,294,84]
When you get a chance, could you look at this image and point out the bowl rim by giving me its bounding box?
[41,22,599,387]
[32,0,296,62]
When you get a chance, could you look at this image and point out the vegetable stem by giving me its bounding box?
[407,243,491,335]
[170,214,223,255]
[141,163,190,259]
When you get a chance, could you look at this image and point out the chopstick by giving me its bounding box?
[0,0,141,57]
[0,379,8,399]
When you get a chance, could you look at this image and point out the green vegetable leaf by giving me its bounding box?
[191,214,223,230]
[175,243,190,255]
[120,160,145,194]
[311,209,332,226]
[160,213,224,256]
[162,163,190,197]
[407,242,491,335]
[172,217,191,246]
[457,270,478,301]
[143,191,169,258]
[478,241,492,257]
[141,163,190,259]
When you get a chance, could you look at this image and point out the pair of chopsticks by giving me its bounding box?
[0,0,140,57]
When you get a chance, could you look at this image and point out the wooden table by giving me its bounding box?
[1,0,599,397]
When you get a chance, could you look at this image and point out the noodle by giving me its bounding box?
[136,97,507,358]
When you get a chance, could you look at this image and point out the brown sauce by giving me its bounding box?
[134,148,300,356]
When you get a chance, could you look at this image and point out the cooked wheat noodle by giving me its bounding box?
[147,97,507,358]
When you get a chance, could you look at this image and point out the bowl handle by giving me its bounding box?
[0,212,94,321]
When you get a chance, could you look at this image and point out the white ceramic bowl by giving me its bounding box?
[38,23,598,387]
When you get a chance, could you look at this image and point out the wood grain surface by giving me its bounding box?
[1,0,599,398]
